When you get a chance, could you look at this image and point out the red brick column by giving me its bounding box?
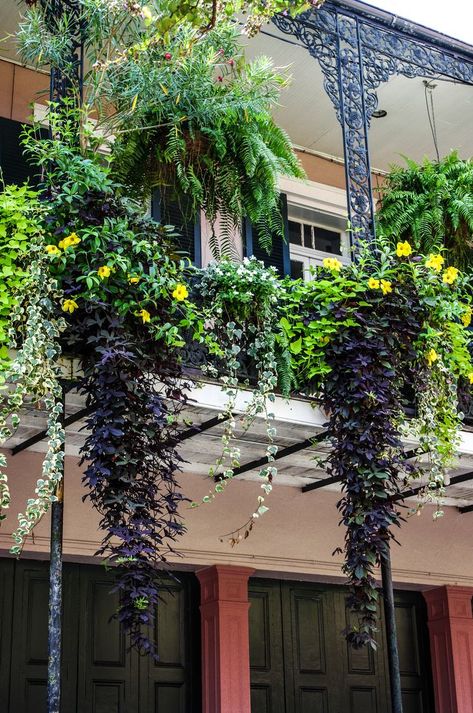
[423,586,473,713]
[197,565,255,713]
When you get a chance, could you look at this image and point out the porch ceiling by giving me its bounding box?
[244,22,473,170]
[4,381,473,511]
[2,2,472,170]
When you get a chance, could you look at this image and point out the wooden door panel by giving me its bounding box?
[349,686,378,713]
[282,584,339,713]
[8,560,78,713]
[91,680,126,713]
[76,566,138,713]
[394,593,434,711]
[298,686,328,713]
[293,593,326,674]
[142,575,200,713]
[335,593,389,713]
[153,681,185,711]
[24,679,48,713]
[249,580,286,713]
[396,601,422,676]
[90,581,125,667]
[251,685,273,713]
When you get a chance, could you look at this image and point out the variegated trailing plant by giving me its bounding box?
[0,185,65,543]
[192,256,283,541]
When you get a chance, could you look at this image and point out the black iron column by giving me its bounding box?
[381,541,403,713]
[47,481,64,712]
[47,389,66,713]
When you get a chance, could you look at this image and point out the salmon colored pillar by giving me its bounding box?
[423,586,473,713]
[197,565,255,713]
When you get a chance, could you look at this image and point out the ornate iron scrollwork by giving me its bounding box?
[273,1,473,247]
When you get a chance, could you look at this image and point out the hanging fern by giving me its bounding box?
[377,152,473,270]
[108,23,305,254]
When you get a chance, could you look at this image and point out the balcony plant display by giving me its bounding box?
[377,152,473,270]
[2,0,472,658]
[2,0,316,655]
[279,241,473,647]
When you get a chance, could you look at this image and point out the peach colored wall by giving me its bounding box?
[0,60,48,123]
[1,448,473,590]
[295,149,346,189]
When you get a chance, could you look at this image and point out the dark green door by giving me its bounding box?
[0,559,200,713]
[249,579,433,713]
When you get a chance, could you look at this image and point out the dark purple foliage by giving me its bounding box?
[321,285,426,648]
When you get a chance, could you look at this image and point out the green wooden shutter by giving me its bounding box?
[243,194,290,277]
[151,190,202,267]
[0,118,46,186]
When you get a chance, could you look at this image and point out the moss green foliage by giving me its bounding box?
[377,152,473,270]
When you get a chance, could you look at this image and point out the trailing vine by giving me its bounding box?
[21,119,197,656]
[280,241,473,647]
[194,257,281,533]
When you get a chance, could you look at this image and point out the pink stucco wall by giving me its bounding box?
[1,448,472,590]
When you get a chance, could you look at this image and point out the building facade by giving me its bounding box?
[1,1,473,712]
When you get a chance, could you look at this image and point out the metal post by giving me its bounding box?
[47,392,65,713]
[381,540,403,713]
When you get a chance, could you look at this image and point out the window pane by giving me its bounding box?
[314,227,341,255]
[290,260,304,280]
[303,224,312,249]
[288,220,302,245]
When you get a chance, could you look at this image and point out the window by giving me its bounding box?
[287,203,349,281]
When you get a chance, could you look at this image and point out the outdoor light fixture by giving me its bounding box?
[372,109,388,118]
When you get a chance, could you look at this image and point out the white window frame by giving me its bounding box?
[279,175,350,280]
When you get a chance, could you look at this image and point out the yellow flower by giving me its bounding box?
[58,232,81,250]
[128,275,140,284]
[138,308,150,323]
[442,266,460,284]
[425,254,445,272]
[61,299,78,314]
[380,279,392,295]
[462,306,472,328]
[469,373,473,385]
[172,283,189,301]
[368,277,380,289]
[46,244,61,256]
[322,257,342,272]
[426,348,438,367]
[98,265,111,279]
[396,241,412,257]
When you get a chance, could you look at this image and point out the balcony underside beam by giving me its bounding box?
[229,429,330,479]
[301,448,425,494]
